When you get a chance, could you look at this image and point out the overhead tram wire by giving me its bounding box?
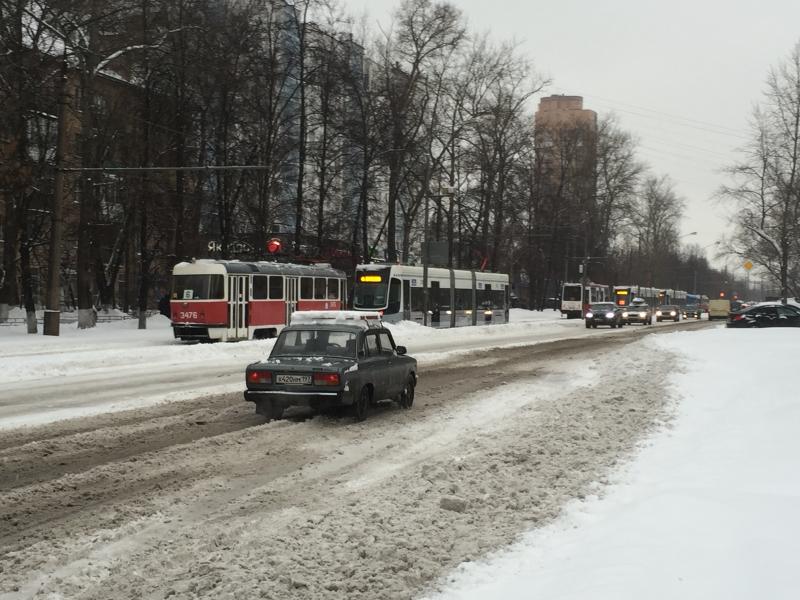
[582,93,750,139]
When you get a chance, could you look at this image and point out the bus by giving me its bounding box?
[170,259,347,341]
[561,282,609,318]
[352,263,510,327]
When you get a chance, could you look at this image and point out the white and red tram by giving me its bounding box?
[170,259,347,341]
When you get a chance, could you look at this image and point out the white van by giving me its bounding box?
[708,299,731,321]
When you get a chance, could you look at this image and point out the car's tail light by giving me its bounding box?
[732,314,745,321]
[314,372,340,386]
[247,369,272,384]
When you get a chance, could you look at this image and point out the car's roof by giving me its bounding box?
[281,323,374,333]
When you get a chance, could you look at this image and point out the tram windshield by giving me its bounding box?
[354,268,391,309]
[172,275,225,300]
[562,284,582,302]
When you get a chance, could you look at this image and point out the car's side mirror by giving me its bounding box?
[396,345,407,355]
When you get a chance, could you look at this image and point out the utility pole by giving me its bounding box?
[44,59,73,336]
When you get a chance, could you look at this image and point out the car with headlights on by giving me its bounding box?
[655,305,681,322]
[585,302,624,328]
[244,311,417,422]
[621,302,653,325]
[682,304,702,319]
[727,303,800,328]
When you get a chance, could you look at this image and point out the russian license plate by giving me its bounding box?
[276,374,311,385]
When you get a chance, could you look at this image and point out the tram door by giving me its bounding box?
[228,275,249,340]
[285,277,299,324]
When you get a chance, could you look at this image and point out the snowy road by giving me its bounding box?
[0,321,710,599]
[0,314,708,429]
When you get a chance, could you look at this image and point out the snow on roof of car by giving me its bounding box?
[289,310,383,329]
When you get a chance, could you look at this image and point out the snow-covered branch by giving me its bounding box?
[92,28,185,76]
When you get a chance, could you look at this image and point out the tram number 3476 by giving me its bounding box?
[177,311,199,320]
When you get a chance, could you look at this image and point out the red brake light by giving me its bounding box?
[733,314,745,321]
[313,372,340,386]
[247,369,272,384]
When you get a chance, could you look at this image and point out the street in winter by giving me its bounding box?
[3,0,800,598]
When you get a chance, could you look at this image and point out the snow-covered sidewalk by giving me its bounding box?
[426,327,800,600]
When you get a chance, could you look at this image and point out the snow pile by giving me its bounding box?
[427,327,800,600]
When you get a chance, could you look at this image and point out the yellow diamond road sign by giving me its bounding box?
[743,260,753,271]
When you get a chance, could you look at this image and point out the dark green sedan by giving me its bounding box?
[244,318,417,422]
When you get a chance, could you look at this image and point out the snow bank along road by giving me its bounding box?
[1,321,710,599]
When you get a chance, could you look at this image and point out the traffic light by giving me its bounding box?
[719,291,726,298]
[266,238,282,254]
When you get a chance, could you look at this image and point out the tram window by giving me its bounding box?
[209,275,224,299]
[269,276,283,299]
[477,285,492,308]
[300,277,314,300]
[387,278,401,314]
[454,288,472,310]
[172,274,225,300]
[314,277,327,300]
[492,289,505,307]
[252,276,268,299]
[326,278,339,300]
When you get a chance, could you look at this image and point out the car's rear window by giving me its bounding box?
[271,329,357,358]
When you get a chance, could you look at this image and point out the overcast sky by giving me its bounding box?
[340,0,800,270]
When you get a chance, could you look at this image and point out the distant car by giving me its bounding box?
[243,312,417,422]
[655,305,681,322]
[682,304,702,319]
[727,303,800,328]
[585,302,624,328]
[622,303,653,325]
[708,299,731,321]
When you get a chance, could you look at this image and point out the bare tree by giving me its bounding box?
[721,41,800,301]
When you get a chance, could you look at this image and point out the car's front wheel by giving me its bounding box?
[398,375,415,409]
[352,386,370,422]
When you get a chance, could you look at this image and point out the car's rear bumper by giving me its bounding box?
[244,389,354,408]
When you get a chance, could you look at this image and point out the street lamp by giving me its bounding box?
[692,240,721,294]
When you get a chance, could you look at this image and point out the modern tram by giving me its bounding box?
[352,263,510,327]
[560,282,610,318]
[170,259,347,341]
[613,285,688,308]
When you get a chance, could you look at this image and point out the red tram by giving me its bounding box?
[170,259,347,342]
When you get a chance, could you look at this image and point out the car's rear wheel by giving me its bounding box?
[398,375,415,409]
[255,399,283,422]
[352,386,370,422]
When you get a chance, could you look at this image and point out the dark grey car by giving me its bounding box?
[244,322,417,422]
[585,302,624,328]
[655,305,681,322]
